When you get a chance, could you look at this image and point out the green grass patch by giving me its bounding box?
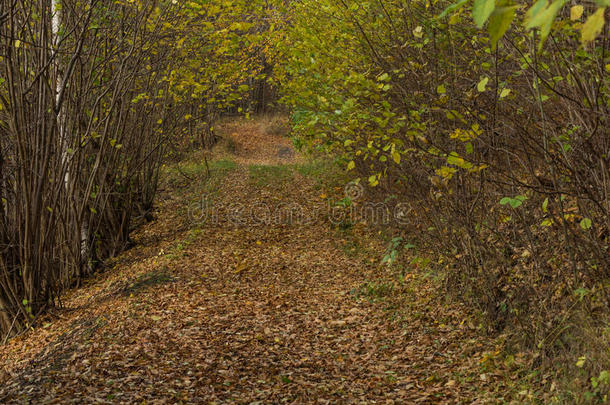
[248,164,294,187]
[210,158,237,173]
[177,158,236,178]
[163,157,236,182]
[294,158,348,190]
[163,158,237,216]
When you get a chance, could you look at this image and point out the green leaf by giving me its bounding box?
[499,88,511,98]
[437,84,446,94]
[447,152,473,169]
[500,197,512,205]
[347,160,356,170]
[473,0,496,28]
[581,8,606,44]
[597,370,610,384]
[437,0,469,20]
[477,77,489,92]
[488,5,517,49]
[579,217,592,229]
[500,195,527,208]
[574,287,589,299]
[510,199,523,208]
[525,0,568,46]
[524,0,548,27]
[509,195,527,208]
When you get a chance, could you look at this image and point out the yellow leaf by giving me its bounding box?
[347,160,355,170]
[234,262,247,274]
[581,8,606,44]
[413,26,423,38]
[570,5,584,20]
[477,77,489,92]
[391,150,401,164]
[436,166,456,179]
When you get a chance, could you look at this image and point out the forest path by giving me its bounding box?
[0,118,513,403]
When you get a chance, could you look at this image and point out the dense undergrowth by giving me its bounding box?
[0,0,271,338]
[274,0,609,401]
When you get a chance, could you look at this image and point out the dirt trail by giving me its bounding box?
[0,120,512,404]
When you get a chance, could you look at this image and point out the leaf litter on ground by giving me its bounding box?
[0,119,529,403]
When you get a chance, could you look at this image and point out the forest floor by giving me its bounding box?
[0,118,531,404]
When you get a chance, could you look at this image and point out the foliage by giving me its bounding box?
[0,0,607,400]
[275,0,609,399]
